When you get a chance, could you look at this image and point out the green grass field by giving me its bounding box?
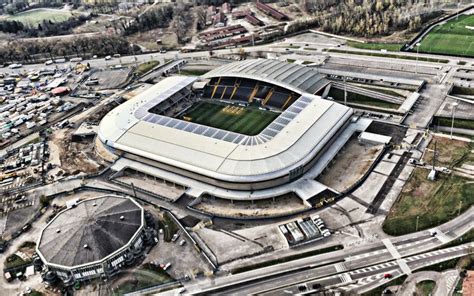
[383,168,474,236]
[5,8,73,26]
[417,14,474,57]
[181,101,279,136]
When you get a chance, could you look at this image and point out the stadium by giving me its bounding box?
[98,59,376,203]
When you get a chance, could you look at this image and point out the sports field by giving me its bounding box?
[181,101,279,136]
[417,14,474,57]
[4,8,73,26]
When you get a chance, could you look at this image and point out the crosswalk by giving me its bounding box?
[339,273,352,283]
[382,238,401,259]
[431,227,451,243]
[444,271,459,295]
[334,262,347,273]
[348,261,397,275]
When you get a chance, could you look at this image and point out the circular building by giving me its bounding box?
[36,195,146,285]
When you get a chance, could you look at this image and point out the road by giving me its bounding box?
[404,83,451,128]
[3,34,473,77]
[275,243,472,295]
[156,207,473,295]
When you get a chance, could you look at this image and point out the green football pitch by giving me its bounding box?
[181,101,279,136]
[417,14,474,57]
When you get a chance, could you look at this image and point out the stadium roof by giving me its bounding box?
[98,72,353,184]
[37,195,144,269]
[203,59,330,95]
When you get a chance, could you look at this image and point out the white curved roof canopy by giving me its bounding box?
[98,66,353,184]
[202,59,330,95]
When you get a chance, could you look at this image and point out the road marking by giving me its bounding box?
[397,259,412,275]
[382,238,401,259]
[431,228,451,243]
[334,262,347,272]
[339,273,352,283]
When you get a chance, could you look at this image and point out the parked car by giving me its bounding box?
[171,233,180,242]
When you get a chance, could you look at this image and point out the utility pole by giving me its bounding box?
[344,76,347,106]
[131,182,137,198]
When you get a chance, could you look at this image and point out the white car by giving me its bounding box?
[8,63,22,69]
[171,233,180,242]
[179,239,186,246]
[45,60,54,65]
[105,55,112,60]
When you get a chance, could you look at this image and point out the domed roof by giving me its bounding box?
[37,195,143,268]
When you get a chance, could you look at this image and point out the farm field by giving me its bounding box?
[417,14,474,57]
[181,100,279,136]
[3,8,73,26]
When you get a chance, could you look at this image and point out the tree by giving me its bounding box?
[196,6,207,30]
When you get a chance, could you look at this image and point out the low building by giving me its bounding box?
[36,195,147,285]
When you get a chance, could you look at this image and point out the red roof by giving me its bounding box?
[51,87,69,96]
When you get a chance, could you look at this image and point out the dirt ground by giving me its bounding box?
[318,138,384,192]
[48,129,103,178]
[127,28,178,51]
[423,136,472,167]
[194,194,307,218]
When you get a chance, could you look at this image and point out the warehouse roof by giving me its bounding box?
[37,195,144,269]
[203,59,330,95]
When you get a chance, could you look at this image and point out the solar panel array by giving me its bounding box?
[135,92,315,146]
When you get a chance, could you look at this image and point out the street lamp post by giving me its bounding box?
[415,43,421,75]
[416,215,420,232]
[450,102,458,139]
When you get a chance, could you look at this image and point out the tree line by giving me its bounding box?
[0,14,93,37]
[120,5,174,36]
[0,0,63,15]
[0,35,136,64]
[302,0,445,37]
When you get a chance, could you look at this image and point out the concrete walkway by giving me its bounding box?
[397,269,459,296]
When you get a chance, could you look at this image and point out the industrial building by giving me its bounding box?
[36,195,147,285]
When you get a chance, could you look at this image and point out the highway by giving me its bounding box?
[2,35,473,77]
[157,207,473,295]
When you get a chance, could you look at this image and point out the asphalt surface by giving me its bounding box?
[158,207,473,295]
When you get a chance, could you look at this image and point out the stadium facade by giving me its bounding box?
[98,59,373,202]
[36,195,146,285]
